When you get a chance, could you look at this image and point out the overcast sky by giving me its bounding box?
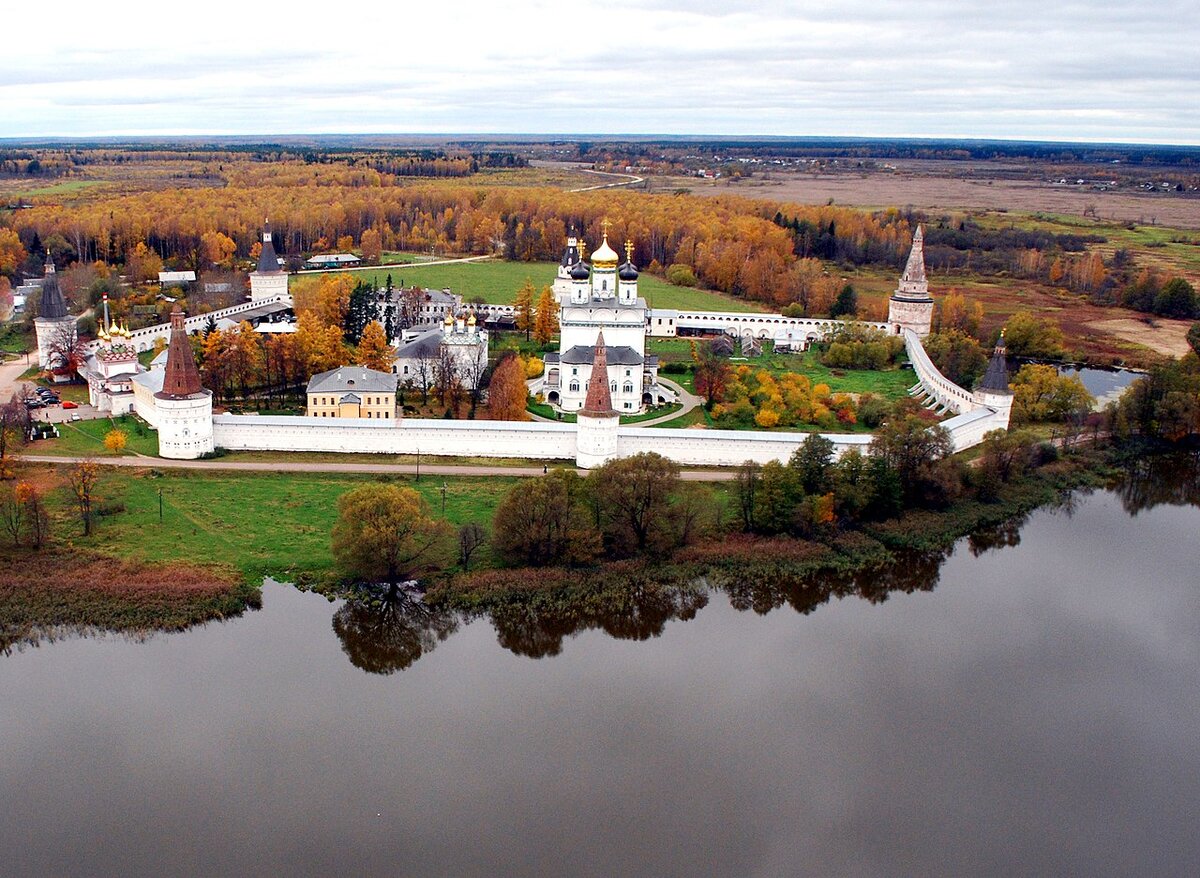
[4,0,1198,143]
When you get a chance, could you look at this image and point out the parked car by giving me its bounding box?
[25,399,45,409]
[61,400,78,409]
[69,414,81,422]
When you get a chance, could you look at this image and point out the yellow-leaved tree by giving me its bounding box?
[356,320,395,372]
[513,278,535,340]
[533,285,559,346]
[332,484,450,585]
[103,429,128,454]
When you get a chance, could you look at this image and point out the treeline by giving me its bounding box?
[5,182,914,307]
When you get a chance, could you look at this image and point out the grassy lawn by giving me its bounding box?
[648,340,915,401]
[293,260,766,312]
[33,414,159,457]
[0,324,31,354]
[49,467,519,584]
[527,399,575,423]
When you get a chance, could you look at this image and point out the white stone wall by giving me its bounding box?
[650,309,890,345]
[615,427,873,467]
[211,415,579,459]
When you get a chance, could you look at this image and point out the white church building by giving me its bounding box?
[543,228,675,413]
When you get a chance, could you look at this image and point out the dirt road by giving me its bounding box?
[18,453,738,481]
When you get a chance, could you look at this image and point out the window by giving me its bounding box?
[623,383,633,394]
[570,382,579,392]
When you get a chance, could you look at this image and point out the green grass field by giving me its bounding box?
[33,414,159,457]
[646,341,915,401]
[294,260,767,312]
[56,468,518,583]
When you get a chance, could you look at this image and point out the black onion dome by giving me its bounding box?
[619,260,639,281]
[570,261,590,281]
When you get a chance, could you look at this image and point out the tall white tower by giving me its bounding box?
[887,225,934,337]
[249,220,289,301]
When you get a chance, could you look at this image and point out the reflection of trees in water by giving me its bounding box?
[1117,452,1200,515]
[332,583,459,675]
[334,458,1200,671]
[489,586,710,659]
[968,518,1025,556]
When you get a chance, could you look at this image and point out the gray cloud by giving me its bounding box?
[3,0,1198,141]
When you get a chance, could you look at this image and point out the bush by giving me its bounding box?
[666,263,698,287]
[197,447,228,460]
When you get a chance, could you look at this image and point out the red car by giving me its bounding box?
[61,401,78,409]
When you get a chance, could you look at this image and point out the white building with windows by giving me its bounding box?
[543,229,674,413]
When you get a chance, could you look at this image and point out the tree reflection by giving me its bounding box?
[332,583,459,675]
[1116,452,1200,515]
[489,585,709,659]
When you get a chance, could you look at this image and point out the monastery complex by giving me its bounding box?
[33,219,1012,468]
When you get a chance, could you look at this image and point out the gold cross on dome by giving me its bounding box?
[625,239,634,261]
[601,218,610,239]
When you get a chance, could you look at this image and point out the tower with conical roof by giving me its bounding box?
[887,225,934,338]
[153,306,214,458]
[249,219,289,302]
[34,254,76,370]
[575,332,621,468]
[973,329,1014,430]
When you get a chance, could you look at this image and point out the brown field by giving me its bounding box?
[650,168,1200,229]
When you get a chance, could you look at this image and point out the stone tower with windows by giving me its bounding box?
[249,220,289,301]
[154,306,214,459]
[888,225,934,337]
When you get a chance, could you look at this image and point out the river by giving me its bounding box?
[2,458,1198,876]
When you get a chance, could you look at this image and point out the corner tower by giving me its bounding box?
[575,332,620,468]
[249,220,289,301]
[973,329,1014,430]
[34,254,75,370]
[888,225,934,337]
[154,306,214,459]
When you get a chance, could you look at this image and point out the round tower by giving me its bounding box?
[575,332,620,468]
[154,307,214,459]
[33,255,76,370]
[973,330,1014,430]
[249,219,289,301]
[888,225,934,337]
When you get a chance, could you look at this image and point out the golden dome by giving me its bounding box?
[467,311,477,325]
[444,311,454,325]
[590,234,619,269]
[109,320,120,336]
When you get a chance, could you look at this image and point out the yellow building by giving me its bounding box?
[306,366,399,419]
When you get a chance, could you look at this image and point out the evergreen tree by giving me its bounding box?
[344,281,378,345]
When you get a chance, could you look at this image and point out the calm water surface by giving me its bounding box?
[2,462,1199,877]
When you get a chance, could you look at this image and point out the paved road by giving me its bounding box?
[18,453,738,481]
[0,356,34,400]
[295,254,495,276]
[631,377,704,427]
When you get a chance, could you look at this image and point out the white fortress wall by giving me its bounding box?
[616,427,873,466]
[86,295,292,354]
[211,415,579,459]
[902,328,979,415]
[648,308,890,342]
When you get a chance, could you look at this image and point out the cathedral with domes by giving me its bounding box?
[543,226,675,413]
